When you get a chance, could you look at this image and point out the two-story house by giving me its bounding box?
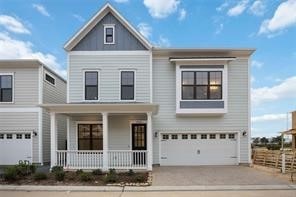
[42,3,254,171]
[0,60,66,165]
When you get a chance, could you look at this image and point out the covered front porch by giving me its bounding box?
[41,103,158,171]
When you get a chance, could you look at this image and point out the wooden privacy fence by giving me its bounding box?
[253,150,296,173]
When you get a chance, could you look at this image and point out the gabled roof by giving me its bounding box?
[64,3,152,51]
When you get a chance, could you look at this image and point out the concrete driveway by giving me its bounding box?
[152,166,292,186]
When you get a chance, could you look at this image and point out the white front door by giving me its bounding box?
[160,133,238,166]
[0,133,32,165]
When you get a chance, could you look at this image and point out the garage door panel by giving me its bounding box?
[160,133,238,166]
[0,133,32,165]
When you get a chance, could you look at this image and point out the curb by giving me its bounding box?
[0,184,296,192]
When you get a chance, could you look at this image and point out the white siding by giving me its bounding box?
[152,57,250,164]
[43,67,67,104]
[0,67,39,106]
[68,53,150,103]
[0,112,39,163]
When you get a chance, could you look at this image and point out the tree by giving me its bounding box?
[260,137,269,144]
[270,135,284,145]
[253,137,260,144]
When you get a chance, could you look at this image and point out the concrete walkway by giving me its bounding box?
[152,166,292,186]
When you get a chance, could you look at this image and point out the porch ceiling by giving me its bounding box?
[39,103,159,115]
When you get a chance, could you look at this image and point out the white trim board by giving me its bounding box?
[103,24,115,45]
[68,51,150,56]
[0,107,40,112]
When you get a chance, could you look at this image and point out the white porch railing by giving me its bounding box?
[56,150,103,169]
[108,150,147,169]
[56,150,147,170]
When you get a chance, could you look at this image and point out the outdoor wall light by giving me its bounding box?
[33,131,37,136]
[154,131,158,138]
[242,130,247,136]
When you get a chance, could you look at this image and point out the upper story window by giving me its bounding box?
[0,74,13,103]
[121,71,134,100]
[84,71,98,101]
[104,24,115,44]
[182,71,222,100]
[45,73,55,86]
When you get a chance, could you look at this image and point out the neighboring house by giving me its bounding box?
[41,3,254,171]
[281,111,296,151]
[0,60,66,165]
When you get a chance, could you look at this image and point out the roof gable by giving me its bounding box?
[64,3,151,51]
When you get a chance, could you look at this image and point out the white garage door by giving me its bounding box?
[160,133,238,166]
[0,133,32,165]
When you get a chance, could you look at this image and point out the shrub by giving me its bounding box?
[29,164,37,174]
[15,163,30,176]
[75,169,83,175]
[79,172,92,182]
[54,171,65,181]
[51,166,63,173]
[92,169,103,176]
[33,172,47,181]
[127,169,135,176]
[105,169,118,183]
[3,166,17,181]
[133,174,146,182]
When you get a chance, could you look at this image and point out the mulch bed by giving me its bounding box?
[0,171,149,186]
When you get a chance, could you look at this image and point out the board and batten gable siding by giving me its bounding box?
[152,57,249,164]
[0,112,39,163]
[72,12,147,51]
[68,53,150,103]
[0,66,39,106]
[42,67,67,104]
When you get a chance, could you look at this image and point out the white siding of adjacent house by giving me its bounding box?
[42,67,67,163]
[0,67,39,106]
[152,57,250,164]
[0,112,39,163]
[68,53,150,103]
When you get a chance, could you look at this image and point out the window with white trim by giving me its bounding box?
[171,134,178,139]
[45,73,55,85]
[209,134,216,139]
[25,134,31,139]
[0,74,13,102]
[229,133,235,139]
[6,134,12,139]
[84,71,99,100]
[201,134,207,139]
[0,134,4,139]
[162,134,169,140]
[104,25,115,44]
[121,71,134,100]
[16,134,22,139]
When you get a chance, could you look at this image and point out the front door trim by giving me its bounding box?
[129,120,146,150]
[130,122,147,151]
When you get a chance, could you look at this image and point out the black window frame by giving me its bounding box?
[0,134,4,139]
[171,134,178,140]
[78,124,103,150]
[0,74,13,102]
[209,134,216,139]
[181,71,222,100]
[229,133,235,139]
[201,134,207,139]
[121,71,135,100]
[6,134,13,139]
[104,26,114,44]
[16,134,22,139]
[191,134,197,139]
[182,134,188,139]
[162,134,169,140]
[45,73,55,85]
[84,71,98,101]
[25,134,31,139]
[220,134,226,139]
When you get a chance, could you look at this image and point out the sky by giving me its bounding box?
[0,0,295,138]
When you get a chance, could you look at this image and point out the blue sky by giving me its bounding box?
[0,0,295,137]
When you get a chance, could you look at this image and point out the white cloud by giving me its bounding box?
[252,76,296,106]
[252,60,263,68]
[227,0,249,16]
[215,23,224,34]
[137,22,152,39]
[0,15,30,34]
[114,0,129,3]
[252,113,288,123]
[259,0,296,35]
[0,32,66,78]
[249,0,265,16]
[73,14,85,22]
[216,1,230,12]
[143,0,180,18]
[32,4,50,17]
[155,35,170,47]
[251,75,255,83]
[178,8,186,21]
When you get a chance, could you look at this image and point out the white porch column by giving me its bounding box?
[102,112,109,171]
[50,112,57,169]
[147,112,153,171]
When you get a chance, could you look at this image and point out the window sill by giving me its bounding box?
[176,108,227,116]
